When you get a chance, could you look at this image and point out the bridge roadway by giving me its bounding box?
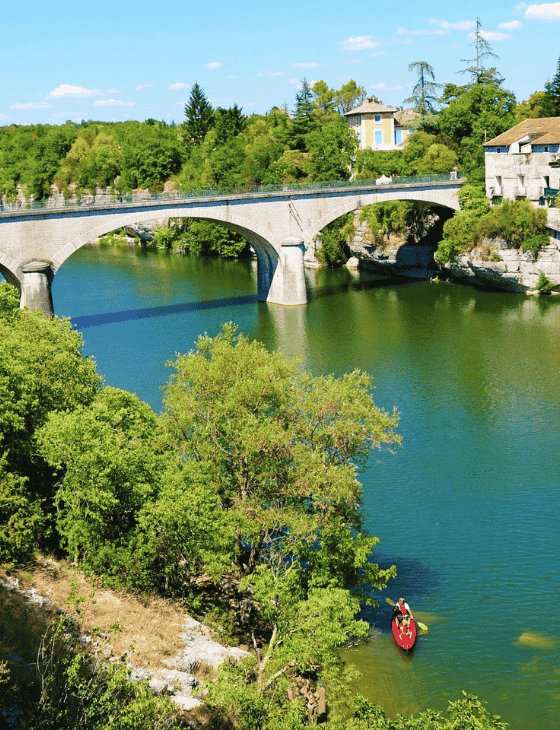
[0,176,465,314]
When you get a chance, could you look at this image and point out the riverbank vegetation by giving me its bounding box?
[0,280,510,728]
[434,185,549,264]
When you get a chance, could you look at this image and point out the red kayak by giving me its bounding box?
[392,616,417,650]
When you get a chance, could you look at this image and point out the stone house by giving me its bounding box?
[345,99,415,151]
[484,117,560,206]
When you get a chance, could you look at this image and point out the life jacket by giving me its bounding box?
[398,602,408,615]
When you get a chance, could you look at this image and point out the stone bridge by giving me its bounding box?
[0,176,464,314]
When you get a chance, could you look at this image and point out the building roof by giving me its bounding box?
[344,100,398,116]
[484,117,560,146]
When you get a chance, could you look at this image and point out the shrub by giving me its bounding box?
[536,271,556,292]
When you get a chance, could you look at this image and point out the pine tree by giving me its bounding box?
[458,18,502,86]
[183,82,214,144]
[403,61,443,115]
[542,56,560,117]
[291,78,317,151]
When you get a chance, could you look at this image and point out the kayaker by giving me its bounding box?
[393,597,414,628]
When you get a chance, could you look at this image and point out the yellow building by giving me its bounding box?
[344,99,413,151]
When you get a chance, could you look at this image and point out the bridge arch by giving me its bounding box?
[52,208,280,304]
[0,250,23,289]
[307,189,460,242]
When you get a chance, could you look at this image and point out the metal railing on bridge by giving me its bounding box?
[0,173,461,214]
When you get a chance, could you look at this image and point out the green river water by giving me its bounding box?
[17,242,560,727]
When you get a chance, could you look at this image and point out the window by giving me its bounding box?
[374,115,381,122]
[545,146,549,152]
[496,176,502,193]
[375,130,383,145]
[395,129,402,144]
[544,176,550,188]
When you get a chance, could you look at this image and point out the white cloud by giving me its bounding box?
[370,51,385,57]
[206,62,222,69]
[47,84,101,99]
[94,99,135,106]
[104,88,120,94]
[228,75,238,79]
[390,85,404,90]
[270,71,284,76]
[340,36,375,50]
[289,79,300,84]
[499,19,522,28]
[10,101,55,109]
[525,2,560,18]
[478,30,510,40]
[0,114,9,121]
[370,82,386,89]
[136,83,155,90]
[397,27,445,35]
[48,111,88,123]
[429,18,476,30]
[515,2,527,9]
[169,82,190,89]
[290,62,318,68]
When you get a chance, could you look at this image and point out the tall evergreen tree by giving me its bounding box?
[458,18,502,86]
[291,78,317,150]
[541,55,560,117]
[403,61,443,115]
[183,82,214,144]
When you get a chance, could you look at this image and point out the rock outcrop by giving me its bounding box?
[442,235,560,292]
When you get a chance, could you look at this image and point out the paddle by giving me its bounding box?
[385,597,429,632]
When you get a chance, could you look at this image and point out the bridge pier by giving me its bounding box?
[267,237,307,306]
[20,261,54,317]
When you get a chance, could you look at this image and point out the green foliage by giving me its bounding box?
[514,90,547,122]
[316,213,354,267]
[183,82,214,144]
[434,83,516,177]
[162,324,399,600]
[478,199,548,249]
[305,117,357,182]
[436,193,548,264]
[290,78,318,151]
[536,271,556,292]
[335,79,367,114]
[403,61,443,115]
[36,387,171,584]
[119,124,185,192]
[0,309,101,494]
[541,55,560,117]
[0,281,20,320]
[353,149,404,180]
[359,201,435,246]
[0,450,43,565]
[150,219,250,258]
[535,270,556,292]
[328,692,508,729]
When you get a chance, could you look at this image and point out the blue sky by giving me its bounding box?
[2,0,559,126]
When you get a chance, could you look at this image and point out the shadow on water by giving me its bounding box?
[360,554,440,633]
[71,294,258,329]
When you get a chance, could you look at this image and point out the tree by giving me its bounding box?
[120,123,185,192]
[435,83,516,178]
[515,90,547,122]
[335,79,367,114]
[183,82,214,144]
[541,55,560,117]
[37,387,171,583]
[161,324,399,600]
[291,78,318,150]
[0,291,101,493]
[213,103,247,146]
[458,18,502,86]
[404,61,443,116]
[305,117,357,181]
